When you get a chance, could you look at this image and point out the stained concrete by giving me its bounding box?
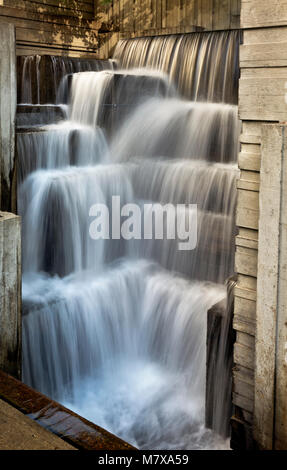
[255,125,287,450]
[0,23,17,212]
[235,0,287,450]
[0,399,76,450]
[0,370,135,450]
[0,212,21,379]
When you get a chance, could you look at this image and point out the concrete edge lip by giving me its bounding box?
[0,370,136,451]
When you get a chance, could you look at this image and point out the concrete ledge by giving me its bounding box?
[0,398,76,450]
[0,370,135,450]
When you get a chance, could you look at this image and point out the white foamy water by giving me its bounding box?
[18,55,115,104]
[65,361,230,450]
[19,30,239,450]
[110,98,239,164]
[129,159,239,215]
[17,121,109,182]
[23,261,228,449]
[19,165,133,276]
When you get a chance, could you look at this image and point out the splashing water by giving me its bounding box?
[18,30,239,449]
[22,262,228,449]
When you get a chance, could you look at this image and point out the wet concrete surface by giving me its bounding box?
[0,398,76,450]
[0,370,135,450]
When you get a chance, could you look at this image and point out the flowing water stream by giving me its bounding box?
[18,30,240,450]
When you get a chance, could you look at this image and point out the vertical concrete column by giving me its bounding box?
[0,212,21,379]
[0,23,17,212]
[275,126,287,450]
[233,0,287,450]
[0,24,20,379]
[255,124,287,450]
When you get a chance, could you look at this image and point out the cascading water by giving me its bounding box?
[18,30,239,449]
[17,123,108,182]
[17,55,115,104]
[113,31,240,104]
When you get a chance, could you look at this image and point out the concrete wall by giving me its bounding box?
[0,23,16,212]
[256,124,287,450]
[0,1,240,58]
[0,1,99,57]
[0,212,21,380]
[96,0,240,36]
[232,0,287,450]
[0,25,21,380]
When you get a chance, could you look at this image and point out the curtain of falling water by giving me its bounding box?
[113,31,240,104]
[17,55,115,104]
[19,30,240,450]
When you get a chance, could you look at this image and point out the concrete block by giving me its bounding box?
[0,23,16,212]
[0,212,21,379]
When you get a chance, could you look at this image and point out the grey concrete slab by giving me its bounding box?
[0,399,76,450]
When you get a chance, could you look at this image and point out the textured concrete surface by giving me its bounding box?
[255,125,287,450]
[0,399,76,450]
[0,370,135,450]
[233,0,287,450]
[0,23,17,212]
[0,212,21,379]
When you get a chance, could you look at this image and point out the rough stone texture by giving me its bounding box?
[0,23,17,212]
[0,212,21,379]
[0,398,76,450]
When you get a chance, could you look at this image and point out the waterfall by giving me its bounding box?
[69,69,176,134]
[17,55,115,104]
[110,99,239,163]
[23,263,227,450]
[17,122,109,183]
[113,31,240,104]
[20,165,133,276]
[18,30,239,449]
